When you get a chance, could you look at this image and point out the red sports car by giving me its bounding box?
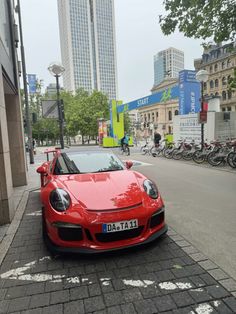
[37,149,167,254]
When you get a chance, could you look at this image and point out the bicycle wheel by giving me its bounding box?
[227,152,236,168]
[141,147,148,155]
[172,149,183,160]
[164,148,173,159]
[182,150,193,161]
[193,150,205,164]
[125,146,130,156]
[207,151,223,166]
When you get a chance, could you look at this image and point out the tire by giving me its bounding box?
[125,146,130,156]
[227,152,236,168]
[182,150,193,160]
[164,148,173,159]
[172,149,183,160]
[141,147,148,155]
[193,150,205,164]
[207,151,223,166]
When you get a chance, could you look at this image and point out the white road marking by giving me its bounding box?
[159,281,192,290]
[195,303,214,314]
[123,279,155,288]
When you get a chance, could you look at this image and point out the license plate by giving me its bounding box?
[102,219,138,233]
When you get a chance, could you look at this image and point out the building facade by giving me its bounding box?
[194,42,236,112]
[58,0,118,100]
[0,0,27,224]
[139,79,179,138]
[153,47,184,86]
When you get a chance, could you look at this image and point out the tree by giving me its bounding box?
[159,0,236,43]
[124,112,131,134]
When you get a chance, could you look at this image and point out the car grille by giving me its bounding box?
[58,227,83,241]
[95,226,144,243]
[150,210,164,229]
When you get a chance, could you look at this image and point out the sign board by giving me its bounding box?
[179,70,201,115]
[173,114,201,142]
[198,111,207,124]
[42,100,58,119]
[27,74,37,94]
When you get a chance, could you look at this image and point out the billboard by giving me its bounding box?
[179,70,201,115]
[27,74,37,94]
[117,85,179,113]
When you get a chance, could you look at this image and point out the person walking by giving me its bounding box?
[154,131,161,148]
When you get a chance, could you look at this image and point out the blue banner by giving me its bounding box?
[117,85,179,113]
[28,74,37,94]
[179,70,201,115]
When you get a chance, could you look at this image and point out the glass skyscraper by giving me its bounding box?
[154,47,184,86]
[58,0,118,100]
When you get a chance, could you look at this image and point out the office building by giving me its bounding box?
[58,0,118,100]
[154,47,184,86]
[0,0,27,224]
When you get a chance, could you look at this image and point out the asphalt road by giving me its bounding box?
[126,150,236,281]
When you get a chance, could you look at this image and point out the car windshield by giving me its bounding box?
[54,152,125,175]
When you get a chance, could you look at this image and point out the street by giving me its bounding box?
[123,148,236,281]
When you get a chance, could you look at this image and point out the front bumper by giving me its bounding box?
[44,223,168,254]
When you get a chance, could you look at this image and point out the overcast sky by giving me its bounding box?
[20,0,203,103]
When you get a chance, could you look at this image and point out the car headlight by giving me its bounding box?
[49,188,71,212]
[143,180,158,199]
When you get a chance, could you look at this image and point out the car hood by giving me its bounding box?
[57,170,143,210]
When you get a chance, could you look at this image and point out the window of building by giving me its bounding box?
[222,61,226,69]
[203,82,207,90]
[227,106,232,111]
[214,63,218,72]
[222,91,227,100]
[215,92,219,96]
[168,126,172,134]
[210,80,214,89]
[209,65,213,73]
[168,110,172,121]
[215,79,219,88]
[222,77,227,86]
[222,107,226,112]
[227,59,231,67]
[228,91,232,100]
[156,112,158,118]
[174,110,179,116]
[148,113,150,121]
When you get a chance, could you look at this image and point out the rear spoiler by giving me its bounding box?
[44,148,60,161]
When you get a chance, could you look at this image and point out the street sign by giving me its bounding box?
[42,100,58,119]
[198,111,207,124]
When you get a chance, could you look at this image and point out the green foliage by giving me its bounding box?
[228,68,236,91]
[124,112,131,134]
[61,88,109,139]
[159,0,236,43]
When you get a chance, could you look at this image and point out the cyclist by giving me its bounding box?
[121,133,130,155]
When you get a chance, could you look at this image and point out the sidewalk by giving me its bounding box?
[0,190,236,313]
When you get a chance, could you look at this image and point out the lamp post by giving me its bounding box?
[48,63,65,149]
[196,69,209,149]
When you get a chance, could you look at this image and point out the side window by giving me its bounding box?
[54,157,68,175]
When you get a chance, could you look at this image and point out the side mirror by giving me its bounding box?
[126,161,133,169]
[37,165,47,175]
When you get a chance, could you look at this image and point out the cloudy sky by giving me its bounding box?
[20,0,203,103]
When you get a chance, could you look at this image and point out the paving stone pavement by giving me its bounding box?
[0,191,236,314]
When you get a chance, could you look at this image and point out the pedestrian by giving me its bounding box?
[154,131,161,148]
[32,139,36,155]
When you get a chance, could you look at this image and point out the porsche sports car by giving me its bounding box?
[37,149,167,254]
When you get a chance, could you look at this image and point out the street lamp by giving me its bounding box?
[196,69,209,149]
[48,62,65,149]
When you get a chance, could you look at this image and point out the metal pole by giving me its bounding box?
[56,75,64,149]
[201,81,204,150]
[17,0,34,164]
